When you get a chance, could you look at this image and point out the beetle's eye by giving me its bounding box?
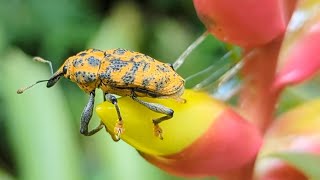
[63,66,68,74]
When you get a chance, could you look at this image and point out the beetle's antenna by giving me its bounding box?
[33,57,54,75]
[17,80,49,94]
[173,31,208,70]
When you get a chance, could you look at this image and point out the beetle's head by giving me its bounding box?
[47,59,70,88]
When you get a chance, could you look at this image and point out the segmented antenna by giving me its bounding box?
[17,80,49,94]
[17,56,54,94]
[33,57,54,75]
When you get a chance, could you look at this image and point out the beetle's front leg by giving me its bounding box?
[105,93,123,140]
[80,91,104,136]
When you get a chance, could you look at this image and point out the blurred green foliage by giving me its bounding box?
[0,0,222,179]
[1,0,319,180]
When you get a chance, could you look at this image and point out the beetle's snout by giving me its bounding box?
[47,74,61,88]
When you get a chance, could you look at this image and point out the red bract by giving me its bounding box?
[193,0,296,47]
[141,108,262,177]
[254,99,320,180]
[239,38,282,132]
[274,3,320,90]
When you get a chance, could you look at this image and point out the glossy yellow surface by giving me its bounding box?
[96,89,226,156]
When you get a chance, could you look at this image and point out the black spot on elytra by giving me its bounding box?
[99,68,112,80]
[156,81,165,90]
[145,55,155,62]
[87,56,101,67]
[91,49,103,52]
[79,52,87,56]
[109,59,129,71]
[142,78,151,87]
[113,48,127,55]
[122,73,135,85]
[130,62,141,73]
[121,62,141,84]
[143,63,150,71]
[157,64,170,72]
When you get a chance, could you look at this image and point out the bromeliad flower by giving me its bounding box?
[96,0,320,179]
[96,90,262,177]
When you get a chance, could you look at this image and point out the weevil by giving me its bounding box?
[17,48,185,140]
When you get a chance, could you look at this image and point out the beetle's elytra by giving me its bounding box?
[18,48,185,140]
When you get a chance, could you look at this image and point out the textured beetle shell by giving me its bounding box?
[59,48,185,98]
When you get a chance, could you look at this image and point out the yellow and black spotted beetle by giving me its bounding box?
[18,48,185,140]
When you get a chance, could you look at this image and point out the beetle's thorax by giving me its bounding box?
[65,49,104,93]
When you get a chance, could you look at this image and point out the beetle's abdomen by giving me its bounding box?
[98,48,184,97]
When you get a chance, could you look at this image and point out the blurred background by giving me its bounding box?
[0,0,227,179]
[1,0,320,180]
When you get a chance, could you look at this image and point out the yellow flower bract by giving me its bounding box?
[96,89,225,156]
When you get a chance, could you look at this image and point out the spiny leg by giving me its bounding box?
[105,93,123,140]
[131,95,174,140]
[80,91,104,136]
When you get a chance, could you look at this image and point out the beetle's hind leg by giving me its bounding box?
[131,96,173,140]
[80,91,105,136]
[104,93,124,140]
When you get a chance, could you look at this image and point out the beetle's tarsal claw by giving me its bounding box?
[114,121,124,139]
[153,124,163,140]
[104,125,120,141]
[112,135,121,142]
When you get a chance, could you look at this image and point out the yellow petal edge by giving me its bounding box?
[96,89,225,156]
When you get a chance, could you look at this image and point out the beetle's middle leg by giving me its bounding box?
[104,93,124,140]
[131,95,173,140]
[80,91,105,136]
